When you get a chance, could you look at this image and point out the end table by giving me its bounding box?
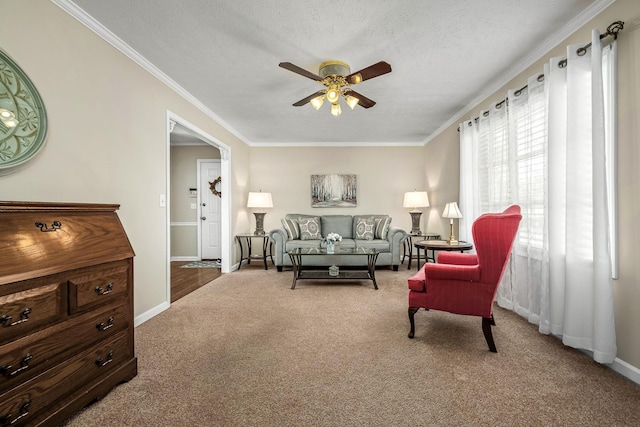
[235,234,273,270]
[403,232,440,270]
[413,240,473,270]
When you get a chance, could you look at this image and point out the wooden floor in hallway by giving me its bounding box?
[170,261,222,303]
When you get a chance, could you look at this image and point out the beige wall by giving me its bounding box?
[424,0,640,369]
[0,1,250,320]
[248,146,429,237]
[169,145,220,258]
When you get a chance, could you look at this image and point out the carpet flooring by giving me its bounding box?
[60,265,640,426]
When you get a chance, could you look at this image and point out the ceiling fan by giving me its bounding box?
[278,60,392,116]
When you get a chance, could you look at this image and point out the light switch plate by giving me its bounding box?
[159,194,166,207]
[190,203,197,210]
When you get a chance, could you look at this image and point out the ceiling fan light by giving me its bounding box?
[331,102,342,116]
[345,95,359,110]
[310,96,325,110]
[326,86,340,103]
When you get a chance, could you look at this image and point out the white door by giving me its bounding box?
[200,160,221,260]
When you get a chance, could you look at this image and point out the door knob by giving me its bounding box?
[201,216,206,220]
[202,202,206,206]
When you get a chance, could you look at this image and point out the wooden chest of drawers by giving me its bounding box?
[0,202,137,426]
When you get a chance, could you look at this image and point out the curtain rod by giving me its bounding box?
[458,20,624,131]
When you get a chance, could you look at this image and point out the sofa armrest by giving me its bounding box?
[268,228,287,268]
[387,226,407,267]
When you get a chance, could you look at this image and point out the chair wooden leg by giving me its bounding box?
[482,315,497,352]
[408,307,420,338]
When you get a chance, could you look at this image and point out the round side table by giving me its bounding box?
[402,233,440,269]
[413,240,473,270]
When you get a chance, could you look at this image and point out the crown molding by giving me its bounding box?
[51,0,251,147]
[248,141,425,148]
[52,0,615,148]
[423,0,616,145]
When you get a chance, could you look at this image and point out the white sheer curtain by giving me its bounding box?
[458,119,478,244]
[459,102,510,244]
[543,30,616,363]
[458,30,617,363]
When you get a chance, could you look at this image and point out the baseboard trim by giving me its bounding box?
[170,256,199,262]
[135,301,170,327]
[579,348,640,386]
[610,357,640,386]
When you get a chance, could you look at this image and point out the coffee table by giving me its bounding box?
[287,247,379,290]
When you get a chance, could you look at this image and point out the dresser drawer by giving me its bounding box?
[0,303,130,394]
[0,282,66,346]
[68,261,130,313]
[0,330,131,426]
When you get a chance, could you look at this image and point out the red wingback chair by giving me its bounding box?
[407,205,522,352]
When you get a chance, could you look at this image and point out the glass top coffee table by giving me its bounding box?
[287,247,379,290]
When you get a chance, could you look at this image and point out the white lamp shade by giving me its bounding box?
[247,192,273,209]
[403,191,430,210]
[442,202,462,219]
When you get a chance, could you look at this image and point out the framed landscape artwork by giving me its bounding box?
[311,174,357,207]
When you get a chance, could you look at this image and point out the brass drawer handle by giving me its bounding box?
[34,220,61,232]
[96,351,114,368]
[95,283,114,295]
[96,317,114,331]
[0,399,30,425]
[1,354,33,378]
[0,308,32,327]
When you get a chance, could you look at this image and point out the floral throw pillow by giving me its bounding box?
[355,217,375,240]
[297,217,321,240]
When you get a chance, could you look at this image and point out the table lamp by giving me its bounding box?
[442,202,462,244]
[403,191,430,235]
[247,191,273,235]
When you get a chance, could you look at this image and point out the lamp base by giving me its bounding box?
[253,212,266,235]
[447,223,458,245]
[409,211,422,235]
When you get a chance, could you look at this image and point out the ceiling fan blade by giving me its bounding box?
[279,62,323,81]
[292,90,325,106]
[345,61,392,85]
[345,89,376,108]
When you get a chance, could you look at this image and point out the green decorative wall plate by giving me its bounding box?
[0,48,48,176]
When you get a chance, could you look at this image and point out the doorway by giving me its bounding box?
[166,111,232,304]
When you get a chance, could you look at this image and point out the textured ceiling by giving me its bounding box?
[62,0,604,146]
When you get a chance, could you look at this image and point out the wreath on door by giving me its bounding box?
[209,176,222,198]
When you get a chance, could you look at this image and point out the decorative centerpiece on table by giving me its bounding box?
[325,232,342,254]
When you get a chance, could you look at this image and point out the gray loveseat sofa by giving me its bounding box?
[268,214,407,271]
